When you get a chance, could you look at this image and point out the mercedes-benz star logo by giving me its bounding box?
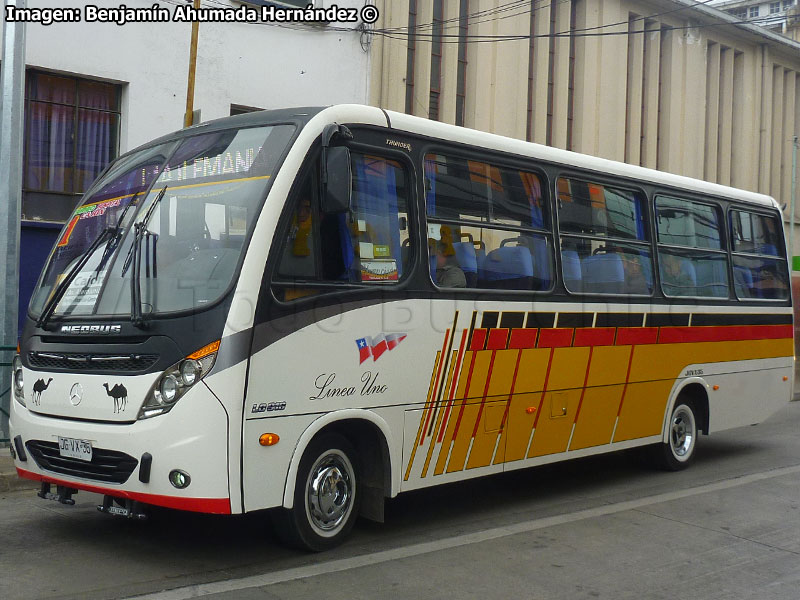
[69,383,83,407]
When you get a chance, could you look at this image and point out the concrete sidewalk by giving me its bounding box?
[0,452,35,493]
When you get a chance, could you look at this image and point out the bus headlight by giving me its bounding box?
[138,340,219,419]
[12,354,25,407]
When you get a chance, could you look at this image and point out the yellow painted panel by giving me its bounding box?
[422,350,458,478]
[465,349,516,470]
[454,351,474,400]
[570,384,625,450]
[434,352,474,476]
[586,346,632,387]
[614,380,674,441]
[629,339,793,383]
[486,349,519,397]
[445,403,481,473]
[466,402,506,469]
[466,350,494,398]
[547,347,590,391]
[501,392,542,463]
[513,348,551,393]
[528,389,582,457]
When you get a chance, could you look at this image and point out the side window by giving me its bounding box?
[273,153,412,301]
[424,153,553,291]
[729,210,789,300]
[557,177,652,295]
[655,196,729,298]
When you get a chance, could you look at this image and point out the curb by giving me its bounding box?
[0,454,36,493]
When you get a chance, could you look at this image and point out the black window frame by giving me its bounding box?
[654,194,730,300]
[726,204,789,302]
[269,142,419,304]
[422,146,556,294]
[555,173,654,298]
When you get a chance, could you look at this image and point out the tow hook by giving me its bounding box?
[37,482,77,505]
[97,495,148,520]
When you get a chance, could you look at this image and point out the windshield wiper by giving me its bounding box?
[89,191,141,285]
[36,226,115,330]
[126,185,167,327]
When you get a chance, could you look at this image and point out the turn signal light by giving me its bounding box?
[783,376,789,382]
[259,433,280,446]
[525,407,537,414]
[713,385,720,391]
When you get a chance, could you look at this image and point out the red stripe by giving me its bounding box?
[438,329,469,443]
[498,349,524,433]
[572,347,594,424]
[471,350,498,438]
[616,327,659,345]
[508,328,538,349]
[573,327,615,347]
[658,324,793,344]
[451,350,479,441]
[615,346,636,418]
[470,329,488,350]
[538,328,574,348]
[421,329,450,445]
[486,328,509,350]
[16,468,231,514]
[532,348,556,429]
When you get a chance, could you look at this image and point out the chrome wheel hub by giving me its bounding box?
[305,451,354,535]
[670,406,695,459]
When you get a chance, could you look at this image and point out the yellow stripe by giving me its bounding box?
[404,351,441,482]
[421,350,458,478]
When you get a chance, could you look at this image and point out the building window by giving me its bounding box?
[731,8,747,19]
[749,6,760,17]
[770,2,781,14]
[784,0,794,9]
[23,71,121,223]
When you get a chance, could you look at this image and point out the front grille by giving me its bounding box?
[26,440,139,484]
[28,351,158,373]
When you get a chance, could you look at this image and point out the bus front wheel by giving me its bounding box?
[653,400,698,471]
[273,433,361,551]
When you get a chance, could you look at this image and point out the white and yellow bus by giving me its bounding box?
[9,105,793,550]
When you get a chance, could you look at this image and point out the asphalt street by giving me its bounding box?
[1,401,799,600]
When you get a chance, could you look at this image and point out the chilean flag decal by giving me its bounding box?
[356,338,372,364]
[356,333,407,364]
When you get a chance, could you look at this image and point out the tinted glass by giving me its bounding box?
[730,210,783,256]
[656,196,722,249]
[557,178,647,240]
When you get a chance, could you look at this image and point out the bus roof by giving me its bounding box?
[139,104,778,210]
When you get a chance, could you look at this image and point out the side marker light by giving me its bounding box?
[713,385,720,391]
[525,407,537,414]
[259,433,280,446]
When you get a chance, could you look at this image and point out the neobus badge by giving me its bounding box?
[60,324,122,335]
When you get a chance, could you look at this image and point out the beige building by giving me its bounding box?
[369,0,800,259]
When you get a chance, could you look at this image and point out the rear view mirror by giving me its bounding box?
[321,146,351,213]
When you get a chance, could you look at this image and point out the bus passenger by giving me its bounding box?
[433,239,466,288]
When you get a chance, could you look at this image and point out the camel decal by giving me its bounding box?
[103,383,128,414]
[31,378,53,405]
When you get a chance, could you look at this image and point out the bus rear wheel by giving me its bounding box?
[273,433,360,551]
[653,400,698,471]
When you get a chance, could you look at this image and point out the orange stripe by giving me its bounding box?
[615,345,636,418]
[438,329,469,443]
[421,329,450,445]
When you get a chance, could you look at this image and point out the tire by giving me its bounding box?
[652,400,698,471]
[272,433,360,551]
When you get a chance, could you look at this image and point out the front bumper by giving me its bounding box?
[9,382,232,514]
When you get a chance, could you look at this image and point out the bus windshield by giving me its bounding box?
[30,124,295,318]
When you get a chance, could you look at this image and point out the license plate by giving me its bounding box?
[58,437,93,462]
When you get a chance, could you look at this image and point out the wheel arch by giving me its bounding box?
[661,378,710,444]
[281,409,397,515]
